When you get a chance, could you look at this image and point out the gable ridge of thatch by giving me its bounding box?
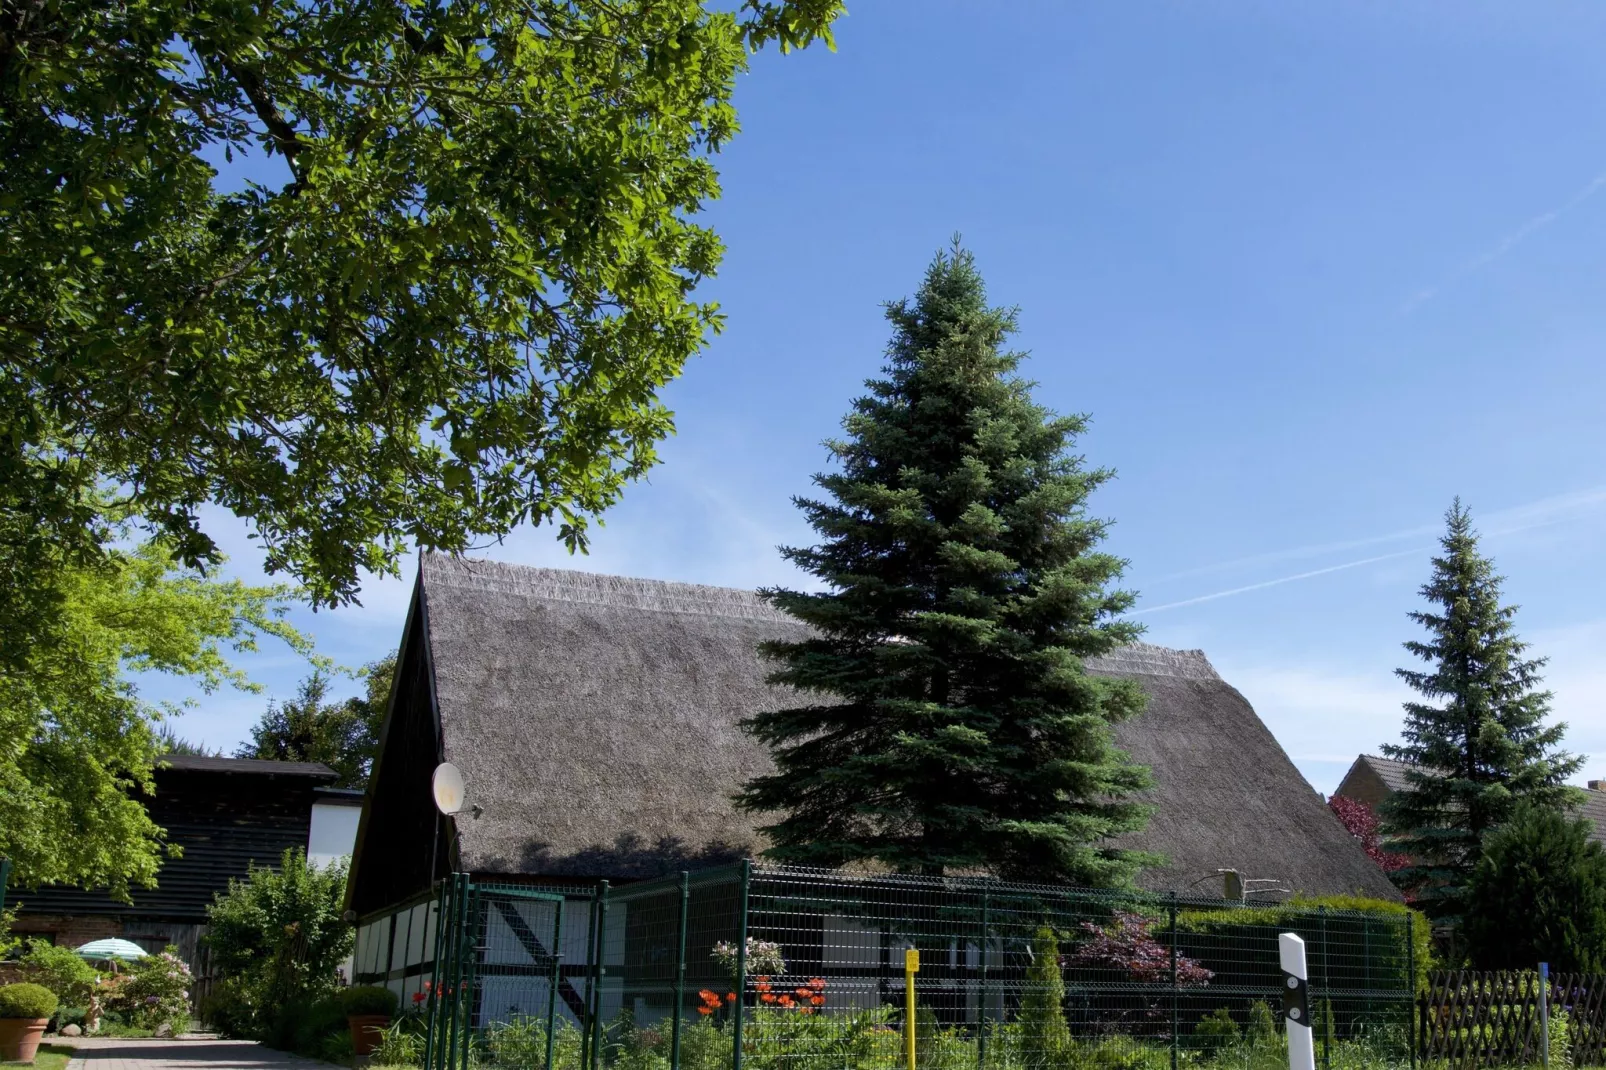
[1086,641,1220,681]
[420,551,795,623]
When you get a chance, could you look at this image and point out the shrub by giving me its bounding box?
[1465,803,1606,972]
[372,1014,428,1068]
[287,994,349,1053]
[1550,1009,1573,1070]
[341,985,400,1017]
[1246,1000,1277,1045]
[108,949,192,1034]
[676,1015,732,1070]
[1020,926,1072,1070]
[1195,1008,1239,1052]
[203,848,352,1039]
[19,940,99,1007]
[0,982,59,1020]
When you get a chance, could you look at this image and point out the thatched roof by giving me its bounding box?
[406,553,1398,899]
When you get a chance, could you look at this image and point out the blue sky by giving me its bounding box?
[161,2,1606,796]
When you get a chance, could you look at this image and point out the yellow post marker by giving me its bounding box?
[905,947,920,1070]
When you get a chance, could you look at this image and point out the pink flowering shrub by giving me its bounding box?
[110,949,192,1034]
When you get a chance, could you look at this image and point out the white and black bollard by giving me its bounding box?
[1280,933,1316,1070]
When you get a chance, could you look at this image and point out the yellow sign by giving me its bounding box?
[904,947,920,1070]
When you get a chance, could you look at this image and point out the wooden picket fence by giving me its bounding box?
[1418,970,1606,1068]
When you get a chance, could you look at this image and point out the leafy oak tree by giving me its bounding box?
[1381,500,1582,923]
[0,541,307,897]
[0,0,844,671]
[737,244,1153,886]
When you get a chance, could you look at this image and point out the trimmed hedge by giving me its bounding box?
[1170,894,1433,993]
[340,985,400,1017]
[0,982,59,1020]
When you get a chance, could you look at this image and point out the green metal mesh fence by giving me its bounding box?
[424,864,1415,1070]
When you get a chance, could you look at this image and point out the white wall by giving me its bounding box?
[308,801,362,869]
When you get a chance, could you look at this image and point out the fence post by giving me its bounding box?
[580,890,599,1070]
[978,889,990,1070]
[1540,962,1551,1070]
[590,881,611,1070]
[443,874,470,1070]
[733,860,752,1070]
[424,877,447,1070]
[546,895,562,1070]
[672,872,690,1070]
[1169,892,1179,1070]
[1318,907,1330,1070]
[1406,913,1416,1070]
[459,881,482,1070]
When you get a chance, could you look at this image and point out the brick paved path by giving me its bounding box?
[61,1037,332,1070]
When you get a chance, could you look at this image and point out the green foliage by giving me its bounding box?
[281,994,350,1058]
[1172,895,1434,992]
[237,658,393,789]
[196,975,258,1039]
[737,243,1153,885]
[1195,1008,1240,1052]
[370,1013,428,1068]
[0,0,843,661]
[107,949,192,1034]
[1020,927,1072,1070]
[341,984,400,1017]
[1550,1009,1573,1070]
[0,982,59,1019]
[0,541,309,896]
[1382,500,1583,924]
[675,1015,734,1070]
[18,940,99,1008]
[1246,1000,1277,1045]
[1464,802,1606,971]
[203,848,353,1039]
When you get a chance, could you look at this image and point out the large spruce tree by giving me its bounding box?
[736,244,1154,886]
[1381,499,1582,923]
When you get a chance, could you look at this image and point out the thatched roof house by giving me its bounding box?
[347,554,1398,921]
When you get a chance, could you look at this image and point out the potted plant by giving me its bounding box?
[340,985,399,1057]
[0,983,59,1064]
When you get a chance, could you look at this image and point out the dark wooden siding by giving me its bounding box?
[348,591,453,918]
[6,766,331,922]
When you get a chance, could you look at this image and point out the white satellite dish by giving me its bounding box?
[431,762,467,816]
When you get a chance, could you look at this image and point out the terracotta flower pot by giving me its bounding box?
[0,1017,48,1064]
[348,1014,391,1057]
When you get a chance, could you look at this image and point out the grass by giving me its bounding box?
[0,1042,73,1070]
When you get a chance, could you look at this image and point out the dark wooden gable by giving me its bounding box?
[345,576,455,919]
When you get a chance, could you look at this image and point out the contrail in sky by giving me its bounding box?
[1133,550,1426,616]
[1402,168,1606,314]
[1146,485,1606,586]
[1132,485,1606,616]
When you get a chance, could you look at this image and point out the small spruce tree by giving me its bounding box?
[1020,927,1073,1070]
[1464,803,1606,973]
[1381,500,1582,924]
[737,243,1153,885]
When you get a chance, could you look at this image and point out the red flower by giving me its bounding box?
[777,996,795,1009]
[808,978,826,989]
[760,994,776,1004]
[726,992,736,1002]
[412,992,426,1004]
[810,996,825,1006]
[697,1006,713,1016]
